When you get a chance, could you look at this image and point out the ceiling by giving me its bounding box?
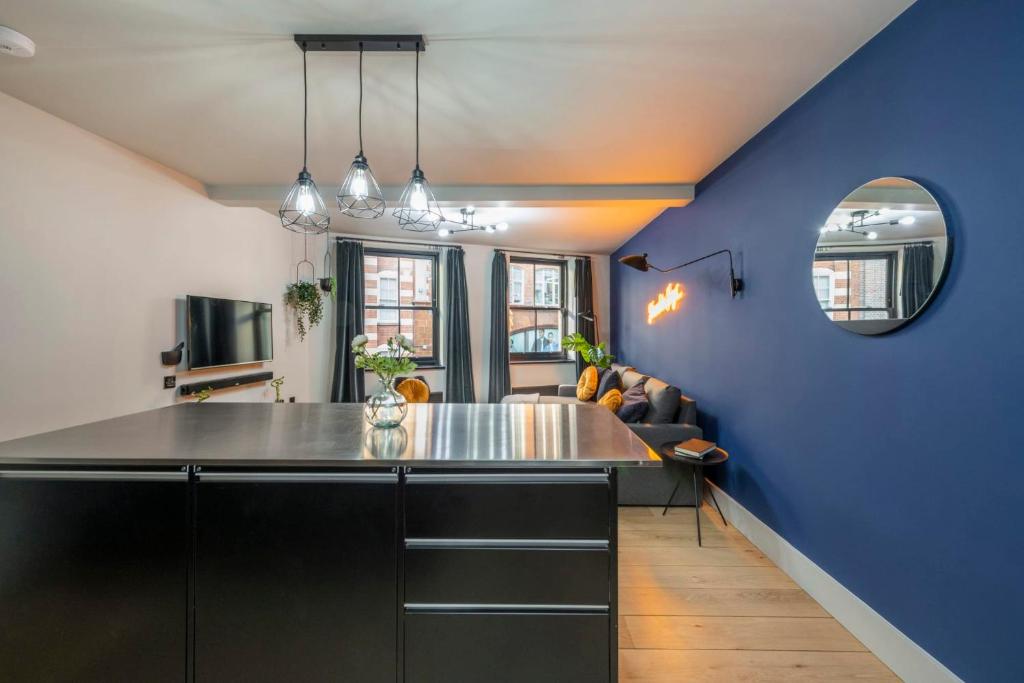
[0,0,914,253]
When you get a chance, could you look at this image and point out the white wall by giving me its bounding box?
[0,90,315,441]
[314,237,611,403]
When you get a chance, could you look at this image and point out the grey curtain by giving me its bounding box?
[574,256,596,379]
[330,240,365,402]
[487,250,512,402]
[901,244,934,318]
[444,247,476,402]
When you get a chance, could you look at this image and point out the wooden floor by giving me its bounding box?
[618,504,899,682]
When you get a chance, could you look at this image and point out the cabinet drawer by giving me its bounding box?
[405,612,610,683]
[404,473,610,540]
[405,546,609,606]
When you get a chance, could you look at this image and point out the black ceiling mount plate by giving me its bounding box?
[294,34,425,52]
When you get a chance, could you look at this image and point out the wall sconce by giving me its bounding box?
[618,250,743,297]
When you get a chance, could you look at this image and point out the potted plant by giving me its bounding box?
[352,334,418,428]
[285,281,324,341]
[561,333,615,370]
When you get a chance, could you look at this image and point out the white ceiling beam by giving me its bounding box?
[205,183,695,209]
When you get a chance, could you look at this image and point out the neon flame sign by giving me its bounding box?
[647,283,685,324]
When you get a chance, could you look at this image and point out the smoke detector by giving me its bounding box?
[0,26,35,58]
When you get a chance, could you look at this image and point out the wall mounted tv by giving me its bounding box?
[187,295,274,370]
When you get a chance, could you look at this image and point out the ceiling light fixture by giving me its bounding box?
[336,43,385,218]
[394,42,444,231]
[819,209,915,239]
[279,47,330,234]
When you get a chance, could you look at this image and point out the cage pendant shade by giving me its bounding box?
[279,169,330,234]
[394,167,444,231]
[337,155,385,218]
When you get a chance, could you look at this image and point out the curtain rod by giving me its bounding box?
[335,235,460,249]
[495,248,591,260]
[816,239,935,249]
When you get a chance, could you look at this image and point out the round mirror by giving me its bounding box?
[812,177,950,335]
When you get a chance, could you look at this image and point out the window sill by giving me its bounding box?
[510,359,574,366]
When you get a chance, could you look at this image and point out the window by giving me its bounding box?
[813,251,896,321]
[363,250,439,364]
[508,258,567,361]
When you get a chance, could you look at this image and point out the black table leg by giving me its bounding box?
[662,475,682,516]
[707,483,727,527]
[692,467,702,547]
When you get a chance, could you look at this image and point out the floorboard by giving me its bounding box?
[617,505,899,681]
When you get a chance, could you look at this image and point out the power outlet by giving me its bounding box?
[163,376,176,389]
[289,396,296,403]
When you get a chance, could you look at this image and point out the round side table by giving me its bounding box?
[657,443,729,547]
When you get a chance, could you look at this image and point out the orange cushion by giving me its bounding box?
[597,388,623,412]
[396,378,430,403]
[576,366,599,401]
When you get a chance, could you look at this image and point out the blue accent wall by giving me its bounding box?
[610,2,1023,680]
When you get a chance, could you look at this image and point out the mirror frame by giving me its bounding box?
[812,177,953,336]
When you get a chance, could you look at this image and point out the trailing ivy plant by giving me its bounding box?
[285,281,324,341]
[561,333,615,370]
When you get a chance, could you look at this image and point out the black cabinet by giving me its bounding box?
[405,612,610,683]
[0,469,189,683]
[194,471,398,683]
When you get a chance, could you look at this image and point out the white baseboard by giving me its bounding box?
[704,481,961,683]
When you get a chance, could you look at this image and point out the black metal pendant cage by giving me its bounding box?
[394,167,444,231]
[337,155,386,219]
[280,169,331,234]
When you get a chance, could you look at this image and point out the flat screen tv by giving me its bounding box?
[187,295,274,370]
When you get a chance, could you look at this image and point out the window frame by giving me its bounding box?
[508,256,568,363]
[813,250,897,320]
[363,248,440,366]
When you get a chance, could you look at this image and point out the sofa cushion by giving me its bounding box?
[610,363,634,382]
[616,378,649,423]
[597,388,623,412]
[644,377,682,424]
[597,368,621,399]
[620,369,649,391]
[576,366,599,401]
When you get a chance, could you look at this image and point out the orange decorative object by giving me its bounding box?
[647,282,686,324]
[396,378,430,403]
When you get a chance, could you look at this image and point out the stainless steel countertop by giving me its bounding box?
[0,403,660,468]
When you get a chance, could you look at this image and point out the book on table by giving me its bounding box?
[673,438,717,459]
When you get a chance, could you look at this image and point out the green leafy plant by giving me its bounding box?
[285,281,324,341]
[561,333,615,370]
[352,334,418,387]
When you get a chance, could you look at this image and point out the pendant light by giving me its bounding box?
[280,47,330,234]
[336,44,385,218]
[394,42,444,231]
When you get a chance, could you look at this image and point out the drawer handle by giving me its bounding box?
[406,538,609,550]
[197,472,398,483]
[405,473,608,485]
[405,603,609,614]
[0,470,187,482]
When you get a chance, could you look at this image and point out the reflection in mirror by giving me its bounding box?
[813,177,949,335]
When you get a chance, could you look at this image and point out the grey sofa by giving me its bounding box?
[513,363,704,506]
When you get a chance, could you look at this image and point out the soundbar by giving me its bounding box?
[179,371,274,397]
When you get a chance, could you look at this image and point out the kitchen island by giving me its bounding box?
[0,402,657,683]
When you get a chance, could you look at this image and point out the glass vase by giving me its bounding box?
[364,377,408,428]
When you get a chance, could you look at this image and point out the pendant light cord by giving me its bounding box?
[415,42,420,169]
[302,47,309,170]
[358,44,364,156]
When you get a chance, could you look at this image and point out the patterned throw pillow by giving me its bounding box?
[597,388,623,412]
[616,378,649,423]
[576,366,599,401]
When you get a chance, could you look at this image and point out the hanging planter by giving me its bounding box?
[285,281,323,342]
[285,248,325,342]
